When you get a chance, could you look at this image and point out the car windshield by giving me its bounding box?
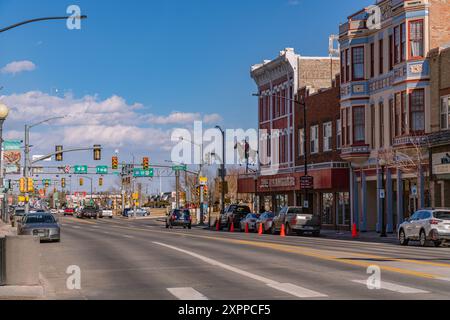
[434,211,450,220]
[25,215,55,224]
[266,213,275,218]
[288,207,304,214]
[15,210,25,216]
[248,214,258,219]
[234,206,251,214]
[183,210,190,216]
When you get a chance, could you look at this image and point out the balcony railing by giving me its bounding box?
[393,134,429,147]
[341,145,371,156]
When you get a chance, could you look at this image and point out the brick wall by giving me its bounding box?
[429,0,450,50]
[298,58,340,93]
[429,46,450,132]
[294,77,342,166]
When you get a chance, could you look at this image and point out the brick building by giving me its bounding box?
[338,0,450,232]
[237,48,341,214]
[295,78,351,230]
[429,45,450,207]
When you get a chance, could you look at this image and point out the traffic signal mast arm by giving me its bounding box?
[31,146,103,164]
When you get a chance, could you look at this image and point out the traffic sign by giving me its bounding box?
[64,165,71,174]
[379,189,386,199]
[74,165,88,174]
[172,165,187,172]
[133,168,154,177]
[300,176,314,189]
[96,166,108,174]
[199,176,208,186]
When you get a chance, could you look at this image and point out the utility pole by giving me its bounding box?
[175,170,180,209]
[215,126,226,215]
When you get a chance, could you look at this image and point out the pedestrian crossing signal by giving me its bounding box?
[93,145,102,161]
[61,178,66,189]
[55,145,63,162]
[27,178,34,193]
[99,177,103,187]
[79,178,84,186]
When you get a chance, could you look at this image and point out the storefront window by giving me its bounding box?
[321,193,334,225]
[441,96,450,130]
[275,194,288,213]
[337,192,350,226]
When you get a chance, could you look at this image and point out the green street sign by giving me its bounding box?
[96,166,108,174]
[74,165,88,174]
[133,168,154,177]
[172,165,187,171]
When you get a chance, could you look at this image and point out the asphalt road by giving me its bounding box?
[38,215,450,300]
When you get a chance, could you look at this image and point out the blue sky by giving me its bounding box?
[0,0,373,193]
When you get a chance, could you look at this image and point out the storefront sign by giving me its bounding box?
[260,177,296,189]
[434,164,450,175]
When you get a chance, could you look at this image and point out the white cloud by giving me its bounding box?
[203,113,222,124]
[1,60,36,75]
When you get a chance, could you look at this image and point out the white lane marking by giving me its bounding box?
[352,280,429,294]
[122,235,134,239]
[167,287,208,300]
[154,242,327,299]
[103,231,111,235]
[73,226,81,229]
[91,226,100,229]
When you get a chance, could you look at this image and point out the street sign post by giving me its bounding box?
[74,165,88,174]
[133,168,154,178]
[96,166,108,175]
[300,176,314,189]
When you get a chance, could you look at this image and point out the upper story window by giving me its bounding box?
[379,101,385,148]
[341,50,346,83]
[353,106,366,143]
[370,43,375,78]
[379,39,384,75]
[394,23,406,64]
[410,89,425,133]
[352,46,365,80]
[409,20,424,59]
[336,119,342,150]
[441,96,450,130]
[346,49,351,82]
[371,104,376,148]
[323,122,332,152]
[310,125,319,154]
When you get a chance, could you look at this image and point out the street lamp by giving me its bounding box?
[0,15,87,34]
[379,158,387,237]
[252,93,310,213]
[0,103,10,222]
[215,126,226,216]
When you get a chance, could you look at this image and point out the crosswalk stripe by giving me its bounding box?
[267,283,327,298]
[352,280,429,294]
[167,287,208,300]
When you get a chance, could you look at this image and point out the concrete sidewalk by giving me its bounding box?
[320,229,398,244]
[0,221,16,238]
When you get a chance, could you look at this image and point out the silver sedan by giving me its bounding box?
[18,213,61,242]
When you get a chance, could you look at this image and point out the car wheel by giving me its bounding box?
[312,231,320,237]
[399,229,409,246]
[110,216,113,219]
[419,230,427,247]
[434,241,442,247]
[165,223,169,229]
[188,225,192,230]
[285,224,293,236]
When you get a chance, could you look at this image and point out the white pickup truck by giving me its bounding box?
[99,208,114,219]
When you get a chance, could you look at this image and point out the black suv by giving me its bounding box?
[77,206,99,219]
[219,205,252,230]
[166,209,192,229]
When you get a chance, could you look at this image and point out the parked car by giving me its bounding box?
[239,213,260,232]
[99,208,114,219]
[10,207,26,227]
[50,209,58,215]
[398,209,450,247]
[271,206,321,236]
[77,206,99,219]
[18,213,60,242]
[166,209,192,229]
[219,205,252,230]
[64,208,75,216]
[255,212,276,234]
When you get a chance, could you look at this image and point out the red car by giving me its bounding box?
[64,208,75,216]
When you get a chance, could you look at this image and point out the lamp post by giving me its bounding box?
[0,103,9,222]
[24,116,65,214]
[379,159,387,237]
[253,93,309,212]
[215,126,226,216]
[0,15,87,34]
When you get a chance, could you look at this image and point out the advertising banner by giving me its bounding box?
[2,140,22,174]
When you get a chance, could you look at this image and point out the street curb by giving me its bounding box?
[0,285,44,299]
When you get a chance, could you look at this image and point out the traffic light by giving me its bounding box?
[99,177,103,187]
[45,180,50,188]
[61,178,66,189]
[204,185,208,197]
[55,145,63,162]
[19,178,26,193]
[93,145,102,161]
[142,157,149,170]
[196,186,200,198]
[79,178,84,186]
[112,156,119,170]
[27,178,34,193]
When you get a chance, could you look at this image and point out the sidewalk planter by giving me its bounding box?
[4,236,40,286]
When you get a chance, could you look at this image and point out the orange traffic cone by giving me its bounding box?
[230,222,235,233]
[245,223,249,234]
[216,219,220,231]
[280,224,286,237]
[258,223,263,235]
[352,223,358,238]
